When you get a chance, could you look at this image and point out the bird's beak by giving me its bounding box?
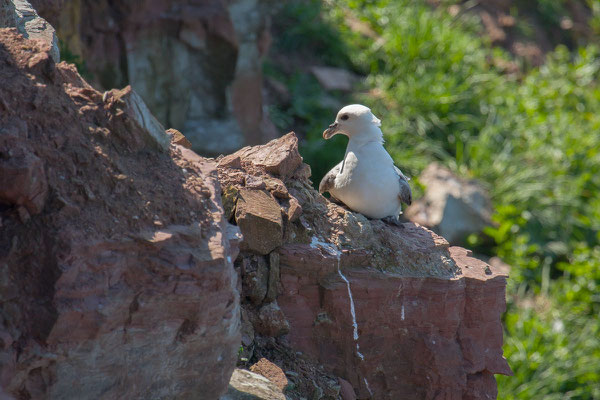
[323,122,339,139]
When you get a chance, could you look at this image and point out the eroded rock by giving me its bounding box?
[0,30,239,400]
[232,132,303,179]
[216,133,511,399]
[166,128,192,149]
[235,189,283,255]
[249,358,288,391]
[103,86,171,151]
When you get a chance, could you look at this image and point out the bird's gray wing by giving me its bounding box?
[319,162,342,194]
[319,162,347,205]
[394,166,412,205]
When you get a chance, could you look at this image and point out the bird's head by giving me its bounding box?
[323,104,382,140]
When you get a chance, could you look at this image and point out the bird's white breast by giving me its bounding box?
[331,142,401,219]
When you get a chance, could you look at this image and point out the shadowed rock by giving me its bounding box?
[235,189,283,255]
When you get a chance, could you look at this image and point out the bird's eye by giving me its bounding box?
[340,114,349,121]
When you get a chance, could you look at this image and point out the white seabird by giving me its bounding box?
[319,104,412,222]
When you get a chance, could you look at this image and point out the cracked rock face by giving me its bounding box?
[217,133,511,399]
[0,30,240,399]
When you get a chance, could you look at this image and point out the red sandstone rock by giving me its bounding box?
[232,132,303,179]
[277,243,511,399]
[249,358,288,391]
[287,196,303,222]
[216,133,511,400]
[235,189,283,255]
[0,30,239,399]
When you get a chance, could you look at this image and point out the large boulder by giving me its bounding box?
[405,162,494,244]
[217,134,511,399]
[0,29,240,399]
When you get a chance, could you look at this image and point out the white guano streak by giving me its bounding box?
[310,237,370,381]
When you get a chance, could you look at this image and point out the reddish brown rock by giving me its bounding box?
[0,136,48,215]
[277,242,510,399]
[254,301,290,337]
[286,196,302,222]
[216,133,511,399]
[235,189,283,255]
[264,177,288,199]
[232,133,303,179]
[249,358,288,391]
[0,30,239,400]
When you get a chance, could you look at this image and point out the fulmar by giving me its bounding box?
[319,104,412,224]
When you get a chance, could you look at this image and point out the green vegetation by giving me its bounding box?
[269,0,600,398]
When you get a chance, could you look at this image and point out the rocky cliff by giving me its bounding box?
[0,29,240,399]
[0,18,510,400]
[217,134,511,399]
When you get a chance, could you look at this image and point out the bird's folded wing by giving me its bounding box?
[319,162,342,194]
[394,166,412,205]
